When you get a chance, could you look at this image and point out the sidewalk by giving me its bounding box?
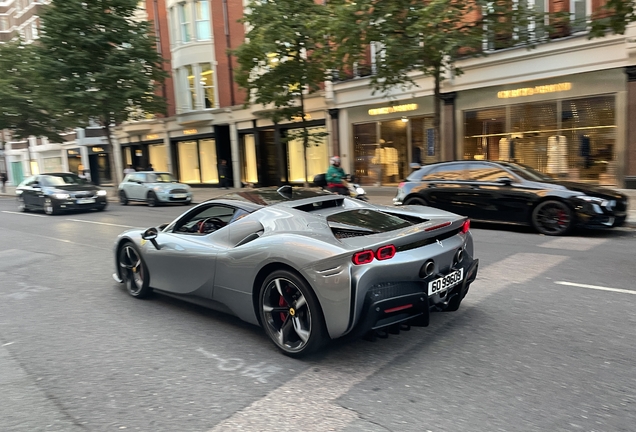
[2,184,635,227]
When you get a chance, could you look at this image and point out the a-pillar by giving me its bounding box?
[440,92,457,161]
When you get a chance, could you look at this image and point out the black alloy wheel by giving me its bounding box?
[532,200,573,236]
[146,191,158,207]
[119,190,129,205]
[43,197,58,215]
[404,196,428,206]
[17,196,28,212]
[259,270,326,357]
[118,242,151,298]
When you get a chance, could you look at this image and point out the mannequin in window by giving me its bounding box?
[547,135,568,176]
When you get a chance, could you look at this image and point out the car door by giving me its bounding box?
[420,163,471,216]
[18,176,38,207]
[127,174,146,200]
[141,203,238,296]
[463,162,531,223]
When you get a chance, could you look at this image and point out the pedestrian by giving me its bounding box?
[326,156,349,196]
[218,159,230,189]
[123,164,135,175]
[147,163,154,171]
[0,172,7,193]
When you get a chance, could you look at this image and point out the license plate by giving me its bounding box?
[428,268,464,296]
[172,193,187,198]
[77,198,95,204]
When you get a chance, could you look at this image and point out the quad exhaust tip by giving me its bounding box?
[455,248,464,264]
[420,260,435,278]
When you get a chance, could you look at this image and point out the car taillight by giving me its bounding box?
[376,244,396,260]
[352,250,374,265]
[398,182,405,189]
[461,219,470,234]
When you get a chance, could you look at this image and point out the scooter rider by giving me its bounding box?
[326,156,349,196]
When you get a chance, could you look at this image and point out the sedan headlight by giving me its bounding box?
[97,190,107,196]
[53,193,71,200]
[576,195,608,207]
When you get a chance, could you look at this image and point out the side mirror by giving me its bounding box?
[142,227,160,250]
[497,177,513,186]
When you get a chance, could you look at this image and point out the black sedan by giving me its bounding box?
[393,161,628,235]
[16,172,108,215]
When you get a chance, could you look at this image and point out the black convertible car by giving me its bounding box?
[394,161,628,235]
[16,173,108,215]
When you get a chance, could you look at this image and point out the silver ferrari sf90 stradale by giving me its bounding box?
[113,187,479,357]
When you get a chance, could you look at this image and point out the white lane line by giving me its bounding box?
[539,236,608,251]
[208,252,568,432]
[555,281,635,295]
[1,211,46,218]
[66,218,134,228]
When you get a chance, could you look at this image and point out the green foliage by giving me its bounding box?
[36,0,167,128]
[0,40,73,143]
[589,0,636,37]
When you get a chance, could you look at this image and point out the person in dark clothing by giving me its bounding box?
[0,172,7,193]
[218,159,230,189]
[147,164,154,171]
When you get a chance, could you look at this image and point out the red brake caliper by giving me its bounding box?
[557,210,566,226]
[278,293,288,322]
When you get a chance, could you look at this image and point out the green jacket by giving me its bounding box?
[326,165,346,184]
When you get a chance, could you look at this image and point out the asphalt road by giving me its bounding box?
[0,197,635,432]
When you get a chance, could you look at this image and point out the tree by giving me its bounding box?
[234,0,332,185]
[37,0,167,185]
[589,0,636,37]
[0,40,73,145]
[329,0,544,160]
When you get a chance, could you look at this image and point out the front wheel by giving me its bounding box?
[532,200,573,236]
[258,270,327,357]
[118,242,151,298]
[146,191,158,207]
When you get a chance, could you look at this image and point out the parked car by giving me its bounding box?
[394,160,628,236]
[113,186,478,357]
[16,172,108,215]
[118,171,193,207]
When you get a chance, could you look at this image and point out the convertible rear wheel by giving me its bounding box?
[118,242,151,298]
[404,197,428,206]
[532,200,573,236]
[259,270,326,357]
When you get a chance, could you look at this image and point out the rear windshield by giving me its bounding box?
[327,209,412,233]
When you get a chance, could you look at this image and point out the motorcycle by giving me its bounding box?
[313,173,368,201]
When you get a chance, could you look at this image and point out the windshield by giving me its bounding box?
[149,173,177,183]
[41,174,88,186]
[503,163,555,182]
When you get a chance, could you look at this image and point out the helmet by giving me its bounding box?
[330,156,341,165]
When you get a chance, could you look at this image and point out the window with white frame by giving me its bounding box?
[200,63,215,108]
[570,0,588,32]
[31,21,38,39]
[185,65,197,109]
[178,2,192,43]
[0,17,8,32]
[195,0,211,40]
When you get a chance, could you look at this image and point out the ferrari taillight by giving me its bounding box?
[376,244,396,260]
[461,219,470,234]
[352,250,374,265]
[425,221,452,232]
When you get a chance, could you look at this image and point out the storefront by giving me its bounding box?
[87,144,113,186]
[170,126,232,186]
[238,118,329,187]
[66,148,83,175]
[457,70,627,186]
[121,135,169,173]
[38,150,64,173]
[348,98,437,186]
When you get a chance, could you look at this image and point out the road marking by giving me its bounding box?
[66,218,134,228]
[539,237,607,251]
[1,211,46,218]
[555,281,635,295]
[207,252,568,432]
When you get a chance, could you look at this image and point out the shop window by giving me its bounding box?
[195,0,211,40]
[200,63,215,108]
[199,138,219,184]
[178,2,192,43]
[286,127,329,184]
[410,117,436,165]
[376,120,407,185]
[464,107,506,161]
[241,134,258,184]
[43,157,63,173]
[353,122,378,185]
[509,102,557,171]
[148,144,169,173]
[185,65,197,110]
[178,140,200,183]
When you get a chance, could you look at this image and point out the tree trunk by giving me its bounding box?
[299,90,309,187]
[103,121,120,187]
[433,66,442,161]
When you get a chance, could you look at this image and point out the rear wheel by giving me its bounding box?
[258,270,327,357]
[532,200,573,236]
[118,242,151,298]
[119,190,128,205]
[44,198,58,215]
[146,191,158,207]
[404,196,428,206]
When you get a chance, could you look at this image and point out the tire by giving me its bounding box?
[118,241,151,298]
[17,196,28,212]
[119,190,128,205]
[532,200,573,236]
[97,203,107,211]
[258,270,327,357]
[43,198,58,215]
[404,196,428,206]
[146,191,158,207]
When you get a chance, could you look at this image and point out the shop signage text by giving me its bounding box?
[145,134,160,140]
[92,147,105,153]
[368,103,418,116]
[291,114,312,121]
[183,129,198,135]
[497,82,572,99]
[67,150,79,155]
